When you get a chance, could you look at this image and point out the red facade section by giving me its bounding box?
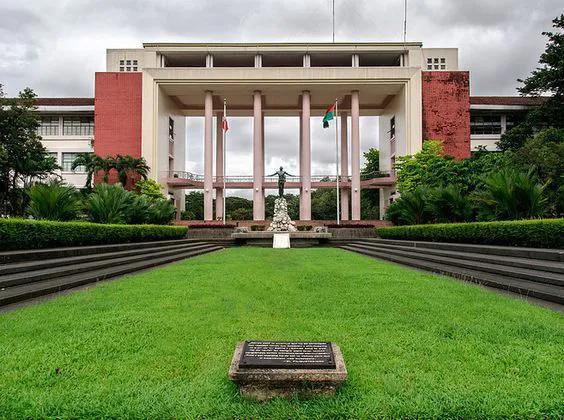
[422,71,470,159]
[94,72,142,184]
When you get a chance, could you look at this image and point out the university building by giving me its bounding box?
[34,42,538,220]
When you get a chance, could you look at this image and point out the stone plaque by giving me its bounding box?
[239,341,336,369]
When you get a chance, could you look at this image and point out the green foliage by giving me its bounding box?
[473,168,548,221]
[86,183,133,224]
[428,185,474,223]
[361,147,380,175]
[509,128,564,216]
[377,218,563,248]
[114,154,150,188]
[229,207,252,220]
[395,141,462,192]
[146,198,176,225]
[0,218,187,250]
[185,191,204,220]
[71,153,99,190]
[517,14,564,128]
[386,188,432,225]
[26,181,82,221]
[0,86,59,215]
[136,178,165,200]
[499,15,564,150]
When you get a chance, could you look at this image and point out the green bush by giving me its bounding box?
[0,218,188,250]
[376,219,564,248]
[26,181,82,221]
[86,183,132,224]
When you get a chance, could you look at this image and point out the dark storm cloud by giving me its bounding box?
[1,0,561,178]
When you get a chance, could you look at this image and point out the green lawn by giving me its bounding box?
[0,248,563,418]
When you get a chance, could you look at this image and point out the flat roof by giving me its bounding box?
[470,96,545,106]
[143,41,423,48]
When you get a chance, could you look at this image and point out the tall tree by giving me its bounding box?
[499,14,564,150]
[0,85,59,215]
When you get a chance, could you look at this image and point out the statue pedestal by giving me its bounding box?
[273,233,290,249]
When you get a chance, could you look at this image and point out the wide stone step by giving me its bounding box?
[352,241,564,275]
[0,245,222,307]
[0,243,215,288]
[341,245,564,305]
[0,239,199,264]
[348,242,564,287]
[364,239,564,262]
[0,241,208,276]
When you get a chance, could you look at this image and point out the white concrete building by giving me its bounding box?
[35,98,94,188]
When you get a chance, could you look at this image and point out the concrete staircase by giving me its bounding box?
[341,239,564,306]
[0,239,222,307]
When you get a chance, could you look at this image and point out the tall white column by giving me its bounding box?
[300,91,311,220]
[203,91,213,221]
[253,91,265,220]
[351,90,361,220]
[340,111,349,220]
[215,112,224,220]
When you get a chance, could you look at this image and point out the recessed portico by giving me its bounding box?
[141,65,422,221]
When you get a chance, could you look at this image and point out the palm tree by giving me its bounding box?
[71,153,101,190]
[114,155,150,189]
[99,156,117,183]
[473,168,548,220]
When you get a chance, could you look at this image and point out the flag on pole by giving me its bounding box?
[221,114,229,132]
[322,103,336,128]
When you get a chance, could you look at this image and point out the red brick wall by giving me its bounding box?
[421,71,470,159]
[94,72,142,183]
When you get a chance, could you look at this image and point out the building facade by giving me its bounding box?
[35,98,94,188]
[33,42,536,220]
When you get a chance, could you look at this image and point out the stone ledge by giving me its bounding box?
[229,342,347,401]
[231,232,332,239]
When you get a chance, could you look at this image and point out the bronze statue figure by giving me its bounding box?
[268,166,294,197]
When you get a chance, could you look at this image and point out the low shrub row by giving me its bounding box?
[0,218,188,250]
[376,219,564,249]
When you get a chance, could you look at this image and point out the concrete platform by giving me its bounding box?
[231,231,332,247]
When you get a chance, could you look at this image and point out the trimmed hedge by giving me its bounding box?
[0,218,188,251]
[376,219,564,249]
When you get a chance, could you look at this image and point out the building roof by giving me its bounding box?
[34,98,94,106]
[470,96,546,106]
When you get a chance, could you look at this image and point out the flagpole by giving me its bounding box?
[335,98,340,225]
[223,98,227,225]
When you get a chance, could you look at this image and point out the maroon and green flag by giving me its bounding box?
[322,103,336,128]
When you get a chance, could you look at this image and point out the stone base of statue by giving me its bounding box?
[267,198,297,233]
[272,233,290,249]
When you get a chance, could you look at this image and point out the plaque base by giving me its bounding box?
[228,342,347,401]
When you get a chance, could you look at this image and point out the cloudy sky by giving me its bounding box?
[0,0,560,193]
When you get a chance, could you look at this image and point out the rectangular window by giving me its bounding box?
[440,57,446,63]
[62,152,85,172]
[38,116,59,136]
[390,116,396,139]
[505,112,526,131]
[63,116,94,136]
[168,117,175,140]
[427,58,432,63]
[470,114,502,135]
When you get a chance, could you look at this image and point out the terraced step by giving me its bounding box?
[0,243,215,289]
[0,239,201,264]
[352,241,564,275]
[341,245,564,305]
[0,245,222,307]
[362,239,564,262]
[0,241,208,276]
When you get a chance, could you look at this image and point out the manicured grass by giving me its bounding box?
[0,248,562,418]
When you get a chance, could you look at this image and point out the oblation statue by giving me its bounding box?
[268,166,294,197]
